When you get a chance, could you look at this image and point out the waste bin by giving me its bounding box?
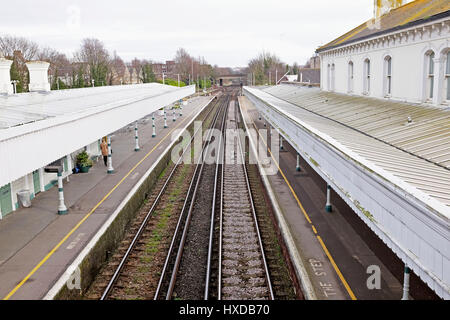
[17,190,31,208]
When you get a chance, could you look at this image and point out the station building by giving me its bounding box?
[244,0,449,299]
[0,58,194,218]
[318,0,450,107]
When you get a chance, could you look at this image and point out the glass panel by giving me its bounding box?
[429,53,435,75]
[447,77,450,100]
[429,76,434,99]
[447,52,450,75]
[387,58,392,76]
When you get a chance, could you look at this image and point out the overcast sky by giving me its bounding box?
[0,0,374,67]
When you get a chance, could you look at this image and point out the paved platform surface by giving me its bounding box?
[240,96,407,300]
[0,96,212,300]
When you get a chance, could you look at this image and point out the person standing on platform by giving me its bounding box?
[100,138,108,166]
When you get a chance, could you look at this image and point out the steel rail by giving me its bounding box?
[154,94,227,300]
[100,97,219,300]
[203,93,229,300]
[219,96,274,300]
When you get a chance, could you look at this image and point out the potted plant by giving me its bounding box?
[76,151,93,173]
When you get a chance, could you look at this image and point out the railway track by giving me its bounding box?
[154,93,230,299]
[90,88,290,300]
[215,96,274,300]
[98,94,223,300]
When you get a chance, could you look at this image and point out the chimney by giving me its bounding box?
[0,58,13,95]
[26,61,51,92]
[374,0,404,19]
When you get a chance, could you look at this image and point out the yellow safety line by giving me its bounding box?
[244,105,357,300]
[3,106,200,300]
[317,236,357,300]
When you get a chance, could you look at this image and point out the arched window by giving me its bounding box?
[327,64,331,91]
[384,56,392,96]
[331,63,335,91]
[364,59,371,95]
[445,51,450,102]
[424,51,435,100]
[348,61,354,93]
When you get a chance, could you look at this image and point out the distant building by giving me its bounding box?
[309,55,320,69]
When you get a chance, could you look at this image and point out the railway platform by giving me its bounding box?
[0,95,213,300]
[239,96,407,300]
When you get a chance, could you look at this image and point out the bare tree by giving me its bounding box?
[0,35,39,60]
[248,51,286,85]
[174,48,193,83]
[74,38,111,86]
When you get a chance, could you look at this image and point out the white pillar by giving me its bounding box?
[66,155,72,182]
[326,184,332,212]
[107,135,114,174]
[296,154,301,172]
[57,171,68,215]
[26,61,51,92]
[39,168,45,192]
[0,58,13,95]
[164,108,168,128]
[134,121,140,151]
[152,114,156,138]
[401,265,411,300]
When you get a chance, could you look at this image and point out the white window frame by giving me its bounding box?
[327,64,331,91]
[384,56,392,97]
[348,61,354,93]
[363,59,371,95]
[331,63,335,92]
[445,51,450,103]
[424,51,435,101]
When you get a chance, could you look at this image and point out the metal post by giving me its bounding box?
[326,184,332,212]
[107,135,114,174]
[401,265,411,300]
[164,108,168,128]
[134,121,140,151]
[57,171,68,215]
[296,154,301,172]
[173,109,176,122]
[152,114,156,138]
[180,101,183,117]
[280,136,284,150]
[264,120,266,127]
